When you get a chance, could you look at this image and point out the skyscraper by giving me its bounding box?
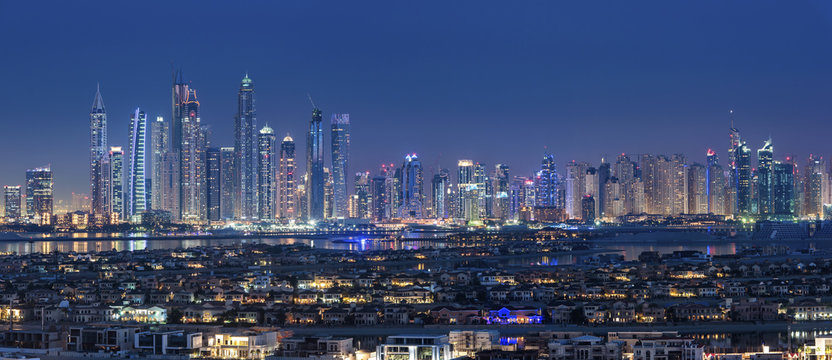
[306,107,325,221]
[597,159,610,218]
[235,74,257,220]
[804,155,825,219]
[772,161,795,217]
[537,153,558,208]
[126,108,148,219]
[219,147,236,220]
[4,185,21,223]
[687,163,708,214]
[565,161,588,219]
[150,116,168,211]
[206,147,221,222]
[278,135,296,220]
[670,154,688,215]
[26,167,53,225]
[109,147,125,222]
[330,114,350,219]
[160,151,180,218]
[431,169,450,220]
[457,160,479,222]
[398,154,424,219]
[90,85,108,217]
[492,164,511,220]
[257,125,276,221]
[706,149,726,215]
[371,176,387,222]
[756,139,774,216]
[354,171,371,219]
[731,124,752,215]
[180,89,205,222]
[581,195,595,223]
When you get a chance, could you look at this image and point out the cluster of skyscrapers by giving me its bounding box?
[73,71,355,225]
[2,76,831,226]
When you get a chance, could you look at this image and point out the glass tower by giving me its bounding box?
[235,74,257,220]
[127,108,148,218]
[330,113,350,218]
[90,85,107,217]
[306,107,325,221]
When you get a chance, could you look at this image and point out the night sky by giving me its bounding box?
[2,1,832,203]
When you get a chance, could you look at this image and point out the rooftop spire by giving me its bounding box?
[92,83,105,111]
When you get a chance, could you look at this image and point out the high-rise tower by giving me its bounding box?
[756,139,774,216]
[126,108,148,219]
[398,154,424,219]
[90,85,107,217]
[219,147,236,220]
[235,74,257,220]
[258,125,276,220]
[150,116,168,210]
[180,89,205,222]
[206,147,221,222]
[537,153,558,208]
[278,135,296,220]
[330,114,350,218]
[26,167,53,225]
[306,107,325,221]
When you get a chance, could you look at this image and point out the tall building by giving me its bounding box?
[597,160,610,218]
[730,124,752,215]
[278,135,296,220]
[219,147,236,220]
[235,74,257,220]
[323,167,334,219]
[584,167,600,218]
[89,85,108,217]
[160,151,180,218]
[804,155,825,219]
[581,195,595,223]
[604,177,624,218]
[398,154,424,219]
[26,167,53,225]
[457,160,479,222]
[150,116,168,210]
[772,161,795,217]
[687,163,708,214]
[4,185,21,223]
[756,139,774,216]
[126,108,148,219]
[432,169,450,219]
[180,89,205,222]
[706,149,726,215]
[354,171,371,219]
[306,107,325,221]
[330,114,350,218]
[371,176,387,222]
[565,161,589,219]
[492,164,510,220]
[109,147,125,221]
[206,148,221,222]
[170,70,188,218]
[257,125,276,221]
[670,154,688,215]
[537,153,558,208]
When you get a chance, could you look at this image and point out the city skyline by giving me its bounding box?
[2,2,832,204]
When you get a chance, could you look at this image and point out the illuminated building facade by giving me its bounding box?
[26,167,53,225]
[257,125,276,220]
[235,74,257,221]
[756,139,774,216]
[90,85,107,217]
[398,154,424,219]
[127,108,148,219]
[150,115,168,210]
[109,147,124,221]
[330,113,350,218]
[278,135,296,220]
[306,107,325,221]
[180,89,205,222]
[206,147,221,222]
[219,147,236,220]
[3,185,21,223]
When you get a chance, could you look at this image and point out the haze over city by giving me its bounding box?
[2,1,832,203]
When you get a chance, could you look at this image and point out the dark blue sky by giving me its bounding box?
[2,1,832,202]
